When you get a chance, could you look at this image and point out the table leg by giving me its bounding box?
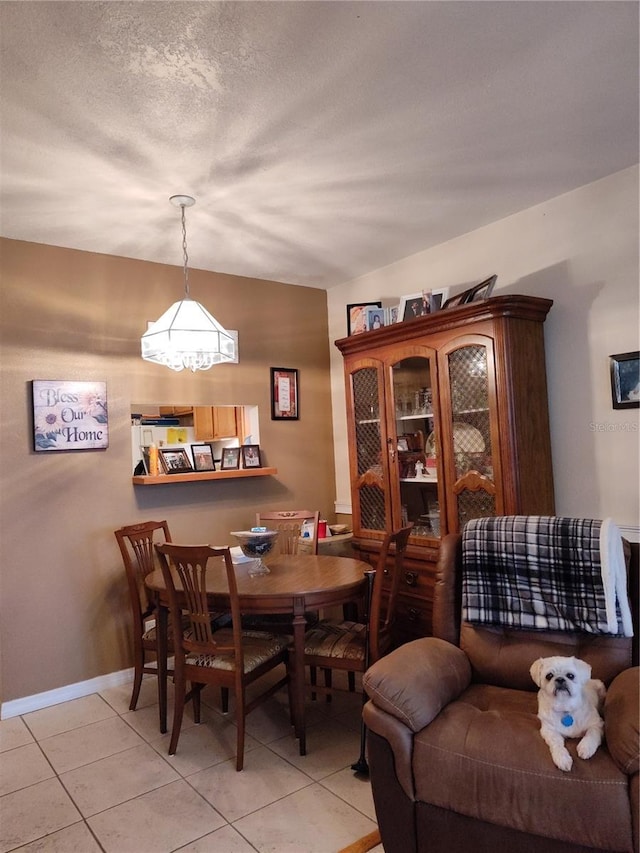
[292,597,307,755]
[157,603,168,734]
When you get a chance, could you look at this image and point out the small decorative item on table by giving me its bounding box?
[230,528,280,576]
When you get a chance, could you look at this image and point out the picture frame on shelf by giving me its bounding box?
[140,445,151,474]
[397,289,450,322]
[241,444,262,468]
[271,367,299,420]
[158,447,193,474]
[221,446,241,470]
[610,351,640,409]
[346,301,382,336]
[442,274,497,309]
[191,443,216,471]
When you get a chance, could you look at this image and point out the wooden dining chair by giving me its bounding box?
[300,524,413,702]
[155,542,290,770]
[114,520,173,711]
[241,509,321,634]
[256,509,320,556]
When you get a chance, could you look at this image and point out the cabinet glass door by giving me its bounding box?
[390,354,441,538]
[447,343,497,529]
[351,366,389,533]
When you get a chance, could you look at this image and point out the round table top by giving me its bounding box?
[145,553,369,610]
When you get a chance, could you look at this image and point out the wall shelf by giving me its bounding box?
[132,467,277,486]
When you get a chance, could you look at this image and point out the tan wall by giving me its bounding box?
[0,239,336,704]
[328,166,640,534]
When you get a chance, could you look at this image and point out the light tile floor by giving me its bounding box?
[0,669,384,853]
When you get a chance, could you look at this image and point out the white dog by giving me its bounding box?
[529,655,606,772]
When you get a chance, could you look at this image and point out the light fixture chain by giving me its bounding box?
[181,204,190,298]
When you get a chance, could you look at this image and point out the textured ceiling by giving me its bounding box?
[0,1,638,289]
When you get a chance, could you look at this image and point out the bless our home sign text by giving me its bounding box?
[33,380,109,451]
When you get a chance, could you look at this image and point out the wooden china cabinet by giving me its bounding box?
[335,295,555,643]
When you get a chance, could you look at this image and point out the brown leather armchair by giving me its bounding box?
[363,533,639,853]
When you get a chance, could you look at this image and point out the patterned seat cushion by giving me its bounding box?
[303,620,366,661]
[185,629,290,672]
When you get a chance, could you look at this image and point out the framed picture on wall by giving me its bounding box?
[610,351,640,409]
[32,379,109,452]
[270,367,299,420]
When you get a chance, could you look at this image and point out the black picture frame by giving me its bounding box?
[191,443,216,471]
[158,447,193,474]
[241,444,262,468]
[610,351,640,409]
[220,446,241,470]
[346,302,382,336]
[271,367,299,420]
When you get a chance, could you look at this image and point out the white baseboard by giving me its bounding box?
[1,667,135,720]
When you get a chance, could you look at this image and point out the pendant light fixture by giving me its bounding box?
[141,195,235,371]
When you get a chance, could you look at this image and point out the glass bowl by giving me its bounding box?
[230,530,279,576]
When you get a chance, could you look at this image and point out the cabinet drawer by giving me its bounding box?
[395,592,433,640]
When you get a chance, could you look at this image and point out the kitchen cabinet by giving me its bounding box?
[193,406,239,440]
[335,295,555,642]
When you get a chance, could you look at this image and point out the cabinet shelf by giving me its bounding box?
[396,413,434,421]
[132,467,277,485]
[399,476,438,483]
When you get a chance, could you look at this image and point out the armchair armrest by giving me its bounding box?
[363,637,472,733]
[604,666,639,775]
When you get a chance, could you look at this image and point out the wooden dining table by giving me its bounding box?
[145,553,369,756]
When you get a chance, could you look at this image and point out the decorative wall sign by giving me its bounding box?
[270,367,299,420]
[32,380,108,452]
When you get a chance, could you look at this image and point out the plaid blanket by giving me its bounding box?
[462,516,633,636]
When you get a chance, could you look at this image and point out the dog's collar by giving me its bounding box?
[561,714,574,727]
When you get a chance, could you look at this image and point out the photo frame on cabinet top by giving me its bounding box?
[398,289,449,322]
[346,302,382,336]
[442,275,497,309]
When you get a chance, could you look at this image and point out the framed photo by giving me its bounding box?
[365,306,385,331]
[140,445,151,474]
[397,289,450,322]
[443,275,497,309]
[610,351,640,409]
[191,443,216,471]
[271,367,299,420]
[159,447,193,474]
[32,379,108,452]
[241,444,262,468]
[221,446,241,470]
[346,302,382,336]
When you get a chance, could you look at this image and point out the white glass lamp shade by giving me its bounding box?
[141,297,236,372]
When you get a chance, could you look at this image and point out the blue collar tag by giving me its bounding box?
[561,714,574,727]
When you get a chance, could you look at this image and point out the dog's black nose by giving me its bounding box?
[556,676,565,683]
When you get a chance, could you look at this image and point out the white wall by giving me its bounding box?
[328,166,640,536]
